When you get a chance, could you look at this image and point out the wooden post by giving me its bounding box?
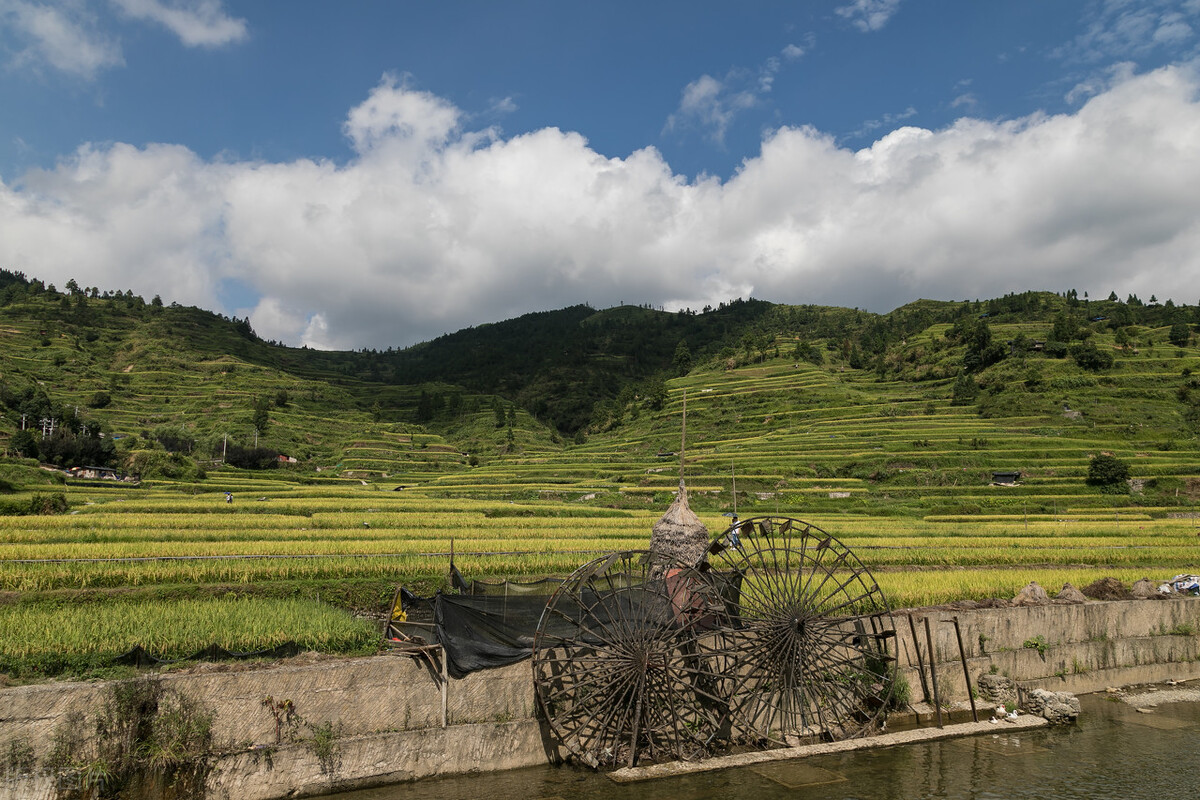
[950,616,978,722]
[907,613,930,705]
[923,616,943,728]
[440,645,448,727]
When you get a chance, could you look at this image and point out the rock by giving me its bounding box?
[976,672,1017,706]
[1136,707,1154,714]
[1131,577,1158,599]
[1056,583,1087,604]
[1012,581,1050,606]
[1105,687,1122,694]
[1025,688,1081,725]
[1081,577,1130,600]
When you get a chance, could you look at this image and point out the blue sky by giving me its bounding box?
[2,1,1200,349]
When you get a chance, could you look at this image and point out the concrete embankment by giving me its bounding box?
[0,597,1196,799]
[892,596,1200,704]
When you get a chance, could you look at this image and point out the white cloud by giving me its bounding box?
[782,43,806,60]
[664,74,755,145]
[665,52,795,145]
[3,67,1200,349]
[0,0,123,78]
[1058,0,1199,62]
[1065,60,1138,103]
[487,96,518,115]
[342,72,462,155]
[846,105,918,139]
[835,0,903,33]
[110,0,247,47]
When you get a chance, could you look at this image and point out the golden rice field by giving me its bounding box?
[0,597,377,677]
[3,485,1195,598]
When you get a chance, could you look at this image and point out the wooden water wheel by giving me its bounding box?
[703,515,898,747]
[531,550,735,768]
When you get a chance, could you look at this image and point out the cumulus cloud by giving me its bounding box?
[110,0,248,47]
[0,0,123,78]
[835,0,903,33]
[2,67,1200,350]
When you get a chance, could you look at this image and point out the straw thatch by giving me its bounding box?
[649,480,709,567]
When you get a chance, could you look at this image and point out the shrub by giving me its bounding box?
[1087,454,1131,493]
[1070,342,1115,371]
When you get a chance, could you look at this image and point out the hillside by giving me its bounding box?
[2,270,1199,517]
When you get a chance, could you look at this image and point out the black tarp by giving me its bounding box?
[433,592,550,678]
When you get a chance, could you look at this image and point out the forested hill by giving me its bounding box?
[3,267,1200,482]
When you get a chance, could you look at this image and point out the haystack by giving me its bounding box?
[649,479,710,567]
[1056,583,1087,604]
[1012,580,1050,606]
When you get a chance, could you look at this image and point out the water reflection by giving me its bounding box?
[317,696,1199,800]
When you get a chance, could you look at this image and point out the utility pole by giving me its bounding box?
[222,433,227,463]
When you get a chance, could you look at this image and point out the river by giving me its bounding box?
[315,694,1199,800]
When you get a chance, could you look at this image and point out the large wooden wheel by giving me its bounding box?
[703,516,897,747]
[531,550,734,768]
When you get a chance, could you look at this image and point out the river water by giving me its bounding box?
[317,695,1199,800]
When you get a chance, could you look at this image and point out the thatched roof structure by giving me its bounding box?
[649,479,709,567]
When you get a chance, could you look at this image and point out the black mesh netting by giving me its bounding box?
[392,590,567,679]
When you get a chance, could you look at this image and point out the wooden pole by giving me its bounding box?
[950,616,978,722]
[441,645,449,727]
[923,616,943,728]
[907,613,930,705]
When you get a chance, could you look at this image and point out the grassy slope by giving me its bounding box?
[0,294,553,477]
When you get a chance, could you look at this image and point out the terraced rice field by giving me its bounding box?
[2,479,1194,600]
[4,321,1200,675]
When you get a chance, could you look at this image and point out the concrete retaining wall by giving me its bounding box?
[894,598,1200,704]
[1,598,1197,798]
